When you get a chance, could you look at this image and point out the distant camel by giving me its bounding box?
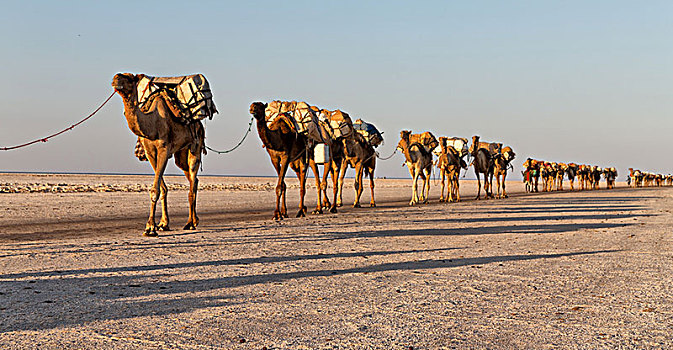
[436,137,467,202]
[250,102,323,220]
[470,136,494,200]
[603,167,617,189]
[556,163,568,191]
[565,163,578,190]
[522,158,540,192]
[398,130,433,205]
[493,146,515,198]
[112,73,205,236]
[339,131,377,208]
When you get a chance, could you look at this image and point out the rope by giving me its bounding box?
[1,91,116,151]
[376,148,397,160]
[205,117,254,154]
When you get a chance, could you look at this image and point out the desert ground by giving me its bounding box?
[1,172,672,349]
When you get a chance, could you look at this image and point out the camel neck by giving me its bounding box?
[399,140,414,163]
[118,89,152,138]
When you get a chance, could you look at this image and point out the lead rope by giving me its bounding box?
[1,91,116,151]
[205,117,254,154]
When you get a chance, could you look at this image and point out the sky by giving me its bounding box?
[1,1,671,179]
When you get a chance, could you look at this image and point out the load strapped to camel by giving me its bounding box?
[317,109,355,140]
[353,119,384,147]
[410,131,439,153]
[435,137,468,157]
[136,74,218,123]
[264,100,331,144]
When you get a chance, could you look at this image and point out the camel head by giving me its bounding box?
[111,73,138,96]
[435,136,448,156]
[397,130,412,150]
[501,146,515,162]
[249,102,268,120]
[469,135,480,155]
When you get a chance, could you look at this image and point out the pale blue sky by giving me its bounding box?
[1,1,671,178]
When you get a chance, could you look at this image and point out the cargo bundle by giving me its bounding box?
[353,119,383,147]
[136,74,217,123]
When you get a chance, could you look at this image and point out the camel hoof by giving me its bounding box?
[336,202,343,208]
[311,209,323,215]
[503,195,508,198]
[370,202,376,207]
[143,226,157,237]
[353,203,361,208]
[439,198,445,203]
[183,222,197,230]
[296,210,306,218]
[157,224,170,231]
[330,206,338,213]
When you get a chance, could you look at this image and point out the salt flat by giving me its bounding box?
[0,173,671,349]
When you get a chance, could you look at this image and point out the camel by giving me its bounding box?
[603,167,617,189]
[522,158,540,192]
[249,102,324,220]
[555,163,568,191]
[112,73,205,236]
[590,166,601,189]
[470,136,494,200]
[436,137,467,202]
[398,130,433,205]
[492,146,515,198]
[577,164,590,190]
[565,163,578,190]
[540,162,554,192]
[337,131,377,208]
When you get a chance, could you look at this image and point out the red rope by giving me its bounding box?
[1,91,116,151]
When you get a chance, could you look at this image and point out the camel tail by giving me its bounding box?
[134,138,148,162]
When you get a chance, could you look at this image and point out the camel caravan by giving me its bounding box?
[396,132,514,204]
[628,169,673,188]
[249,100,383,219]
[109,72,672,235]
[522,159,618,192]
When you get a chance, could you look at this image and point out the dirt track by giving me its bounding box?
[1,174,672,349]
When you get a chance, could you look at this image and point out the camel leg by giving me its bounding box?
[455,172,461,202]
[294,162,307,218]
[487,171,494,199]
[157,178,169,231]
[280,181,288,218]
[423,168,431,204]
[182,150,201,230]
[409,166,418,205]
[439,170,446,202]
[309,159,323,215]
[337,160,347,207]
[145,148,169,236]
[495,173,502,199]
[321,163,331,210]
[274,158,291,220]
[368,166,376,207]
[419,171,428,203]
[502,173,508,198]
[328,159,340,213]
[475,168,481,200]
[353,163,364,208]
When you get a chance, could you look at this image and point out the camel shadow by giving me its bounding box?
[0,249,617,333]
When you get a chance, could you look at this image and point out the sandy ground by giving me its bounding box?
[0,173,672,349]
